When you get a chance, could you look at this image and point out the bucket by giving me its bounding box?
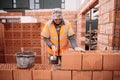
[15,51,36,69]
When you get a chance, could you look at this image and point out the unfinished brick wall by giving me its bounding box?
[3,23,42,63]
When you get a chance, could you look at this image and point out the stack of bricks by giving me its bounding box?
[98,0,116,50]
[3,23,42,63]
[0,50,120,80]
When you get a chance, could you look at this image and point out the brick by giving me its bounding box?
[4,24,12,31]
[72,71,92,80]
[13,40,22,47]
[22,32,31,39]
[103,54,120,70]
[0,70,13,80]
[82,53,102,70]
[5,54,16,63]
[22,40,31,47]
[22,23,32,31]
[35,55,42,63]
[61,50,82,70]
[13,32,21,39]
[13,23,21,31]
[93,71,112,80]
[33,70,51,80]
[106,23,114,35]
[32,32,41,39]
[52,70,71,80]
[32,48,41,55]
[4,32,13,39]
[99,25,106,34]
[103,13,110,24]
[109,11,115,23]
[32,40,41,47]
[113,71,120,80]
[13,70,32,80]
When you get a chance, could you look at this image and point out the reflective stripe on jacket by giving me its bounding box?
[41,20,75,56]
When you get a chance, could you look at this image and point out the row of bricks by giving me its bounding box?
[0,64,52,70]
[4,23,41,31]
[4,40,41,47]
[62,50,120,70]
[0,69,120,80]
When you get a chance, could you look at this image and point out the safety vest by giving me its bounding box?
[41,20,75,56]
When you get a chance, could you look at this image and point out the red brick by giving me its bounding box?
[5,54,16,63]
[33,70,51,80]
[13,70,32,80]
[52,70,71,80]
[72,71,92,80]
[103,54,120,70]
[0,70,13,80]
[99,25,106,34]
[113,71,120,80]
[82,53,102,70]
[93,71,112,80]
[106,23,114,35]
[61,50,82,70]
[35,55,42,63]
[109,11,115,22]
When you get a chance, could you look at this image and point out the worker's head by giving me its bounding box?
[52,8,63,24]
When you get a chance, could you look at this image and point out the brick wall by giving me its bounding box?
[0,23,5,63]
[0,51,120,80]
[98,0,115,51]
[3,23,42,63]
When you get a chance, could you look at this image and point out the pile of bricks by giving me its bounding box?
[0,50,120,80]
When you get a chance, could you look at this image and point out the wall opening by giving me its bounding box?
[85,5,98,50]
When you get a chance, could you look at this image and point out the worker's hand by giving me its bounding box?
[51,45,57,52]
[74,47,85,52]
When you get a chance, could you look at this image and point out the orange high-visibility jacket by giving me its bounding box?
[41,20,75,56]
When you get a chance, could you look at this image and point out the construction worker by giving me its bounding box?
[41,8,85,69]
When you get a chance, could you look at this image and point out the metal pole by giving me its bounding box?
[89,9,92,50]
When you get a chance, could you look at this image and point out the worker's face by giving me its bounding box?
[53,19,62,24]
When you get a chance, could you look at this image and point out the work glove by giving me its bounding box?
[51,45,57,52]
[74,47,85,52]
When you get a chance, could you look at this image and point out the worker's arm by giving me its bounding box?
[43,37,53,48]
[68,35,85,52]
[68,34,78,49]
